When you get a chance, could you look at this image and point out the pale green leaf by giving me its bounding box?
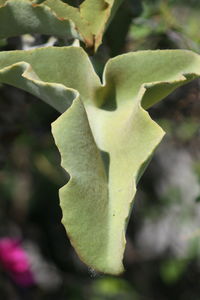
[0,0,77,40]
[0,0,123,50]
[0,47,200,274]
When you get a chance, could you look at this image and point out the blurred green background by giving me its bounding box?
[0,0,200,299]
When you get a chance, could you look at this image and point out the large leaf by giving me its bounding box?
[0,47,200,274]
[0,0,123,50]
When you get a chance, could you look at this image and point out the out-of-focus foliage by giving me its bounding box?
[129,0,200,52]
[90,277,138,300]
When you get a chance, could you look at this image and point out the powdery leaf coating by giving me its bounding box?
[0,47,200,274]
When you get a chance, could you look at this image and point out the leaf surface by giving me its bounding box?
[0,47,200,274]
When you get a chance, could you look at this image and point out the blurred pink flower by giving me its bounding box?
[0,237,35,287]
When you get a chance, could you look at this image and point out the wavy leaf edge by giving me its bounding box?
[0,47,200,274]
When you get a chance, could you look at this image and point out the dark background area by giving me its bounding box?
[0,0,200,299]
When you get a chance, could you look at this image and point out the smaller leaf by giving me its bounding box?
[0,0,124,50]
[0,0,77,40]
